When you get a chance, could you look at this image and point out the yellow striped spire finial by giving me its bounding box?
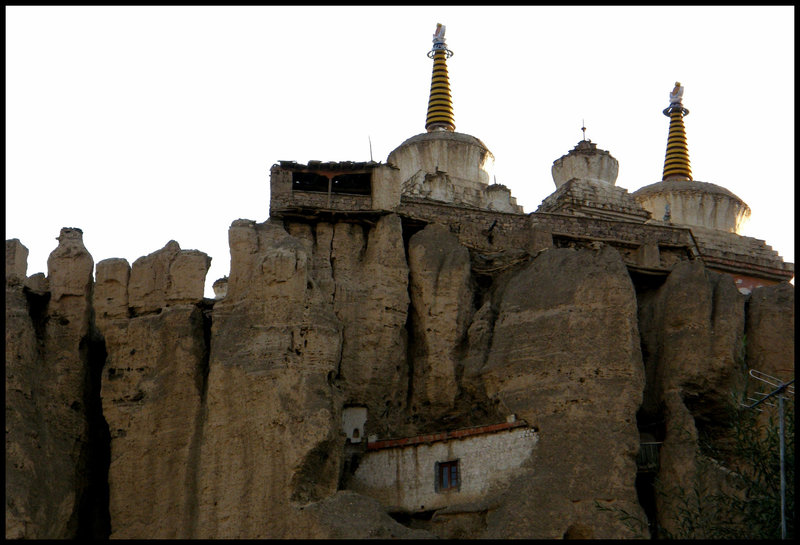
[425,23,455,132]
[661,81,692,181]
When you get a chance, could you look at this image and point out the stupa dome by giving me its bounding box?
[551,139,619,188]
[633,179,751,233]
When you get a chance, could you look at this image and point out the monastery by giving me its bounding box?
[267,25,792,296]
[268,23,793,534]
[266,24,793,534]
[5,23,793,539]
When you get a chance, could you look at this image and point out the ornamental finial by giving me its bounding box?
[433,23,446,46]
[661,81,692,181]
[669,81,684,105]
[425,23,455,132]
[428,22,453,59]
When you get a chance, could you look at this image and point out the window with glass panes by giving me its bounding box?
[436,460,460,492]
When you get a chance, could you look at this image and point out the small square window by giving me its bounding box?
[436,460,460,492]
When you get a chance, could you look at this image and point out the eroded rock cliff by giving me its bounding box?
[95,241,210,539]
[6,230,105,538]
[637,261,747,536]
[5,217,794,539]
[476,245,647,539]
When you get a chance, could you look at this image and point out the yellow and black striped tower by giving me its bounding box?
[661,82,692,181]
[425,23,455,132]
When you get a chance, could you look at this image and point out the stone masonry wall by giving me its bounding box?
[397,199,696,273]
[349,427,538,512]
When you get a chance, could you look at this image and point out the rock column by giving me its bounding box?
[96,241,210,538]
[5,229,96,538]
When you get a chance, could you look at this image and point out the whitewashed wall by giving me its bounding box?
[342,406,368,443]
[348,427,538,512]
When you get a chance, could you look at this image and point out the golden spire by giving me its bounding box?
[425,23,455,132]
[661,81,692,181]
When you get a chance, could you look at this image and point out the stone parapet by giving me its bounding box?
[534,213,695,251]
[536,178,651,222]
[398,198,532,253]
[688,225,794,281]
[276,191,374,212]
[273,182,788,284]
[397,199,698,273]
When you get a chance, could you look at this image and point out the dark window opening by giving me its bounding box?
[291,171,372,195]
[292,171,329,192]
[331,172,371,195]
[436,460,460,492]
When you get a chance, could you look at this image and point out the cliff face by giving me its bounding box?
[476,245,646,538]
[6,230,104,539]
[5,218,794,539]
[94,241,210,539]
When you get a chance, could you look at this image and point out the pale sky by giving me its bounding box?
[6,6,794,297]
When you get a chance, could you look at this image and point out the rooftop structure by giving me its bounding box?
[386,24,521,213]
[634,82,751,234]
[537,137,651,223]
[268,30,792,292]
[629,83,787,291]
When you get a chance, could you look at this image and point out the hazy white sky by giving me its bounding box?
[6,6,794,297]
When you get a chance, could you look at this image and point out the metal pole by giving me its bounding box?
[742,374,793,539]
[779,395,786,539]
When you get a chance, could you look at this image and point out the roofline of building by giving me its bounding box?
[366,420,531,451]
[702,255,795,282]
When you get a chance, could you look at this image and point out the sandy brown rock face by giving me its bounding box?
[6,229,97,538]
[6,214,792,540]
[6,239,29,283]
[477,245,647,539]
[295,490,435,539]
[128,240,211,314]
[636,260,747,536]
[408,223,473,416]
[334,215,410,434]
[746,282,794,381]
[637,261,746,431]
[286,215,411,436]
[94,258,130,320]
[99,307,208,538]
[43,228,97,537]
[47,228,94,304]
[95,243,211,539]
[6,241,43,539]
[196,219,344,538]
[648,263,745,400]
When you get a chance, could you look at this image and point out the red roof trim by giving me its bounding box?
[366,421,529,451]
